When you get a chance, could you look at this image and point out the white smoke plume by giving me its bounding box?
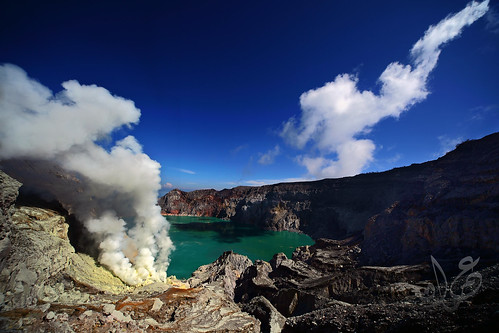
[0,64,173,285]
[281,0,489,179]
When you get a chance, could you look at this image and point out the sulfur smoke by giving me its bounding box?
[0,64,173,285]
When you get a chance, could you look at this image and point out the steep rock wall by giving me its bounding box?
[160,170,427,238]
[159,132,499,265]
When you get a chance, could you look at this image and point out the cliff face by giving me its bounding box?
[159,132,499,265]
[160,170,426,238]
[362,133,499,265]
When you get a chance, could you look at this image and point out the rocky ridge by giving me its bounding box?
[159,132,499,266]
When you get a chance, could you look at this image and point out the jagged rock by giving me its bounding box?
[1,286,262,332]
[235,260,278,303]
[241,296,286,333]
[234,236,499,331]
[291,246,312,262]
[236,237,499,332]
[188,250,253,299]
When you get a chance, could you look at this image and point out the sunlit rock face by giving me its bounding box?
[159,132,499,266]
[0,170,131,311]
[0,170,260,332]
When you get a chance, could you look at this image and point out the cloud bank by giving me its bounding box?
[0,64,173,285]
[281,0,489,179]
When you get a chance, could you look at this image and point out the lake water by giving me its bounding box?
[165,216,315,279]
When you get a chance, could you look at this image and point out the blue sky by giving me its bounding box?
[1,0,498,192]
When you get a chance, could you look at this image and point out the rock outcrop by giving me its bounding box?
[159,132,499,266]
[188,250,253,299]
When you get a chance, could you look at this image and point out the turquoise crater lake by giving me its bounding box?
[165,216,315,280]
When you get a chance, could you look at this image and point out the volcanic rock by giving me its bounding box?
[241,296,286,333]
[188,250,253,299]
[233,233,499,332]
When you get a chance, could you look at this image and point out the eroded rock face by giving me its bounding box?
[159,188,226,217]
[0,171,20,220]
[362,142,499,266]
[0,203,131,312]
[362,202,499,268]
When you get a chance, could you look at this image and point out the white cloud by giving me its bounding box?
[297,139,375,179]
[258,145,280,165]
[281,0,489,180]
[163,182,174,189]
[178,168,196,175]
